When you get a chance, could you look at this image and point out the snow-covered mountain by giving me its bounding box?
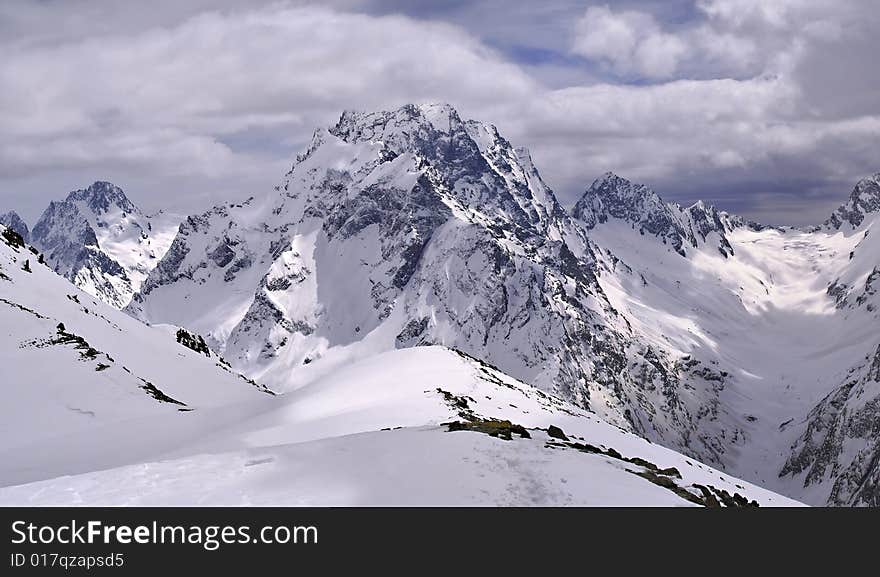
[0,223,794,506]
[3,104,878,507]
[579,171,880,506]
[126,105,758,500]
[120,105,880,506]
[572,172,744,258]
[823,173,880,230]
[29,181,179,308]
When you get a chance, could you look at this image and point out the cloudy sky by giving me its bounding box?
[2,0,878,225]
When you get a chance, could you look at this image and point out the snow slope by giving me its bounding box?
[0,338,799,506]
[0,224,273,487]
[0,427,783,507]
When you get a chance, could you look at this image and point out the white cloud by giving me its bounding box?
[571,6,688,79]
[489,72,880,223]
[0,0,878,227]
[0,4,535,184]
[570,1,868,83]
[697,0,797,29]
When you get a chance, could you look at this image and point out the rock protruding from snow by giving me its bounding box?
[67,181,139,216]
[29,182,179,308]
[825,173,880,230]
[0,211,30,244]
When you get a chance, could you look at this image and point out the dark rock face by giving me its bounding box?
[825,174,880,230]
[330,104,564,238]
[28,181,161,308]
[688,202,735,257]
[176,328,211,357]
[31,199,101,274]
[574,174,671,227]
[66,181,138,216]
[136,232,190,292]
[547,425,568,441]
[1,225,26,250]
[396,317,430,347]
[0,211,30,244]
[133,204,237,298]
[209,243,236,268]
[825,259,880,313]
[781,344,880,506]
[856,267,880,308]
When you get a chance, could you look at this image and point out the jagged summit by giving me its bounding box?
[331,102,462,140]
[65,181,139,216]
[327,103,517,170]
[571,172,737,257]
[825,173,880,230]
[572,172,666,228]
[327,103,491,177]
[131,102,620,409]
[280,102,568,238]
[27,181,179,308]
[0,210,30,243]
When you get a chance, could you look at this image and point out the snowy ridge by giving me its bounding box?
[0,224,272,487]
[824,173,880,231]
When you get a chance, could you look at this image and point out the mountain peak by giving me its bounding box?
[572,173,739,257]
[572,173,666,228]
[0,210,30,243]
[592,172,663,204]
[414,102,461,132]
[825,173,880,230]
[330,103,466,146]
[66,181,138,216]
[594,171,630,186]
[30,181,177,309]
